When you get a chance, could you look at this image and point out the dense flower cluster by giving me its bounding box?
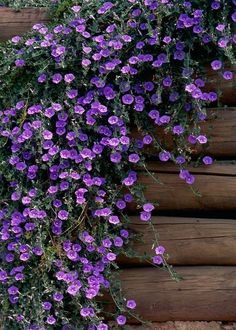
[0,0,235,329]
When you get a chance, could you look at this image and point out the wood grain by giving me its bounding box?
[133,162,236,212]
[119,267,236,321]
[0,8,49,41]
[204,66,236,105]
[201,108,236,157]
[133,108,236,158]
[119,217,236,265]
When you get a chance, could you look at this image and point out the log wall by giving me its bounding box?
[1,8,236,323]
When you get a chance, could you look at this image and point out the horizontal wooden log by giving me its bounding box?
[200,107,236,157]
[119,267,236,321]
[133,107,236,158]
[204,66,236,105]
[133,162,236,212]
[0,8,49,41]
[119,217,236,265]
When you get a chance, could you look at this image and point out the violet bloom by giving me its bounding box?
[106,253,116,261]
[15,59,25,67]
[152,255,163,264]
[67,89,78,99]
[12,36,21,44]
[53,292,63,302]
[128,153,140,163]
[143,203,154,212]
[8,286,19,295]
[185,174,195,185]
[173,125,184,135]
[46,316,56,325]
[58,210,69,220]
[97,323,108,330]
[140,211,151,222]
[176,155,186,165]
[202,156,213,165]
[211,60,222,70]
[116,200,126,210]
[126,299,136,309]
[38,74,47,83]
[159,151,171,162]
[110,152,122,163]
[108,215,120,225]
[97,2,114,14]
[64,73,75,83]
[52,73,63,84]
[116,315,126,326]
[42,301,52,311]
[197,135,208,144]
[155,246,165,255]
[11,192,21,201]
[223,71,233,80]
[71,5,81,12]
[122,94,134,105]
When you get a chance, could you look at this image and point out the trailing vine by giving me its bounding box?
[0,0,235,329]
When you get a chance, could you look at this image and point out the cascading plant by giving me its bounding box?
[0,0,235,329]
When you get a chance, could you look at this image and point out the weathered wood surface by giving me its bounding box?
[133,108,236,158]
[204,66,236,105]
[119,267,236,321]
[0,8,49,41]
[200,108,236,157]
[119,217,236,265]
[133,162,236,212]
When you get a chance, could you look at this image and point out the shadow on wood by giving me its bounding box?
[119,216,236,266]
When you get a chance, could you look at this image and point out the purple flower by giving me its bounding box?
[109,215,120,225]
[185,174,195,185]
[197,135,208,144]
[155,246,165,255]
[152,255,163,264]
[52,73,63,84]
[42,301,52,311]
[126,299,136,309]
[53,292,64,302]
[15,59,25,67]
[110,152,122,163]
[128,153,140,163]
[98,2,114,14]
[16,162,27,171]
[211,1,220,10]
[106,253,117,261]
[38,74,47,83]
[71,5,81,13]
[173,125,184,135]
[211,60,222,70]
[8,286,19,295]
[64,73,75,83]
[140,211,151,222]
[122,94,134,105]
[11,36,21,44]
[223,71,233,80]
[143,203,154,212]
[67,89,78,99]
[58,210,69,220]
[159,151,171,162]
[202,156,213,165]
[46,316,56,325]
[116,315,126,326]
